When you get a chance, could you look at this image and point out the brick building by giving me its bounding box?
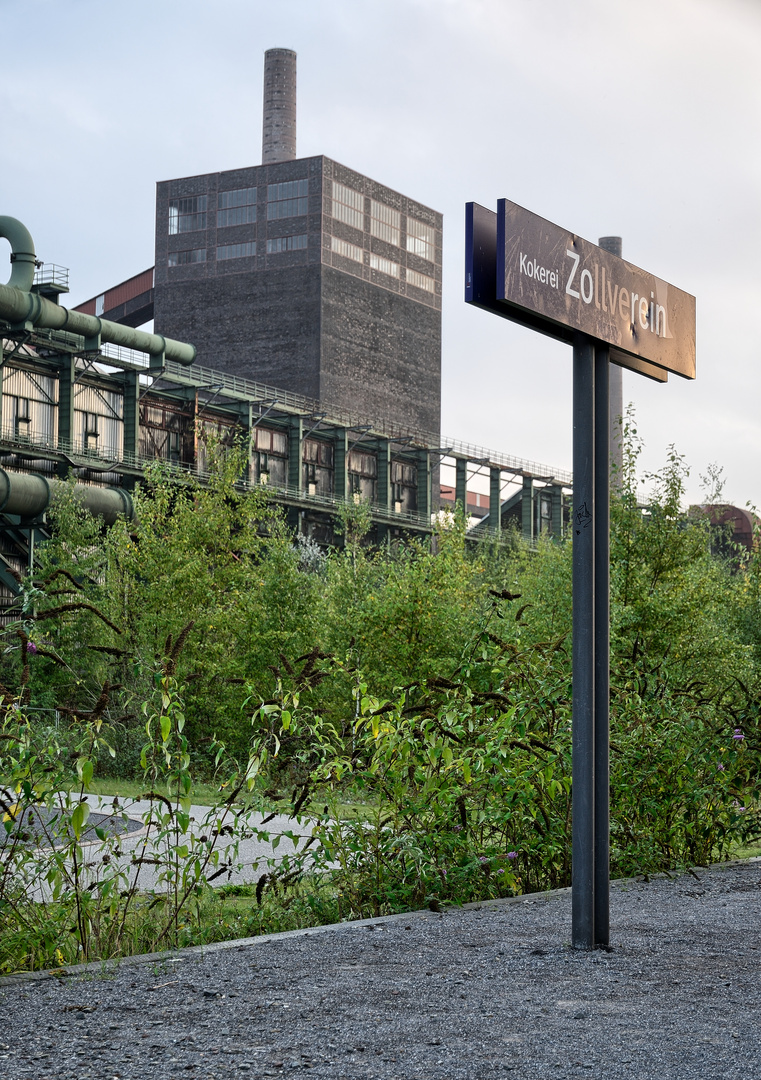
[152,51,442,437]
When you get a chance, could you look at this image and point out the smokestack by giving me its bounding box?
[598,236,624,485]
[262,49,297,164]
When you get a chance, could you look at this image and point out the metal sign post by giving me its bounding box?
[465,200,696,949]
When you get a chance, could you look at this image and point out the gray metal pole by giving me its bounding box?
[599,237,623,488]
[594,345,610,948]
[572,333,595,949]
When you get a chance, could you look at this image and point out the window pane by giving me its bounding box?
[218,187,256,209]
[217,242,256,261]
[217,205,257,227]
[369,253,399,278]
[217,188,257,227]
[266,179,308,220]
[267,234,307,253]
[331,235,363,263]
[406,217,436,261]
[406,268,435,293]
[168,248,207,266]
[332,182,364,230]
[168,196,208,235]
[370,200,400,246]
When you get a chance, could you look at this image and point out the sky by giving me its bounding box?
[2,0,760,506]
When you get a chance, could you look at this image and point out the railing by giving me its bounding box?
[2,328,573,485]
[163,359,573,483]
[33,264,70,290]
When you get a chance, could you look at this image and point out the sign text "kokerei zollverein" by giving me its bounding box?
[496,199,696,379]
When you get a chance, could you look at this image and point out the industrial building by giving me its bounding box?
[0,50,574,601]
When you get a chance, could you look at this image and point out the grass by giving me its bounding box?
[69,777,235,807]
[729,841,761,860]
[65,776,375,820]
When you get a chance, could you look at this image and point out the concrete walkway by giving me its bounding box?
[75,793,312,890]
[1,858,760,1078]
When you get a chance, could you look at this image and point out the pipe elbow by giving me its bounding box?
[0,216,37,292]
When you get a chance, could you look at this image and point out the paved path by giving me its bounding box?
[2,859,760,1078]
[75,794,312,890]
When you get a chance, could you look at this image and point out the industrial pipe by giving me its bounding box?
[0,468,134,526]
[0,216,196,365]
[0,216,36,292]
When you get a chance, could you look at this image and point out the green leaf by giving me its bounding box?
[71,801,90,841]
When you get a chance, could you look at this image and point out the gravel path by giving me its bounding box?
[2,859,759,1079]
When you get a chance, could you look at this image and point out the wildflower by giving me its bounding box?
[733,729,744,741]
[453,825,463,832]
[496,868,505,875]
[479,856,489,864]
[26,641,37,655]
[507,851,518,860]
[717,763,725,771]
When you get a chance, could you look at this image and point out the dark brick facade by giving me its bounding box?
[153,156,442,435]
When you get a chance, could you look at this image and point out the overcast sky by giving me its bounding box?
[3,0,759,506]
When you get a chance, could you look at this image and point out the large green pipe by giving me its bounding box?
[0,468,134,526]
[0,216,196,365]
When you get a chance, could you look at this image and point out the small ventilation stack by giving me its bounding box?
[599,235,624,485]
[262,48,297,164]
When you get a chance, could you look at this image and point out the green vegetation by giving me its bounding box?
[1,425,759,974]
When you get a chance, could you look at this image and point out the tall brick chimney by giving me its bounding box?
[262,49,297,164]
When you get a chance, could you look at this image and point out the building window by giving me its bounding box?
[369,253,399,278]
[406,268,435,293]
[168,195,208,234]
[217,188,257,227]
[253,427,288,486]
[392,459,417,513]
[84,411,99,452]
[267,234,307,253]
[303,438,334,496]
[407,217,436,262]
[331,235,363,263]
[168,248,207,266]
[332,182,364,230]
[266,179,308,220]
[217,242,256,261]
[95,294,105,316]
[10,397,30,438]
[370,200,400,246]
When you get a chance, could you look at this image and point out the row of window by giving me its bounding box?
[254,428,418,508]
[4,397,102,449]
[332,181,436,262]
[169,181,311,235]
[167,183,437,265]
[329,237,434,291]
[168,236,308,266]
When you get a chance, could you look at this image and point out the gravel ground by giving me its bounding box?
[1,859,759,1079]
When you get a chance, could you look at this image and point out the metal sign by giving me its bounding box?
[496,199,695,379]
[464,196,696,951]
[466,203,667,382]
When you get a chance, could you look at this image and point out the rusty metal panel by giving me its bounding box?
[495,199,694,379]
[74,268,155,316]
[466,203,670,383]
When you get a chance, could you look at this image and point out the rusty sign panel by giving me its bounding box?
[465,204,667,382]
[495,199,695,379]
